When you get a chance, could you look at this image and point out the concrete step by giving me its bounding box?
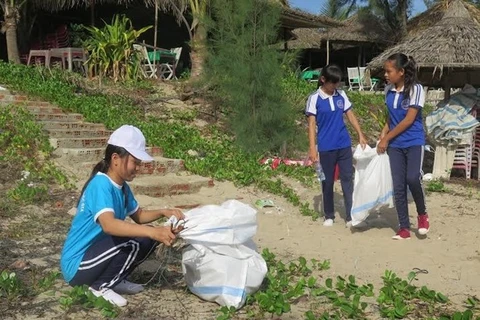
[79,156,184,176]
[40,121,106,130]
[130,174,214,197]
[0,93,29,102]
[0,97,52,107]
[0,104,63,114]
[45,129,113,138]
[35,113,84,122]
[136,180,244,210]
[54,146,163,162]
[49,137,109,149]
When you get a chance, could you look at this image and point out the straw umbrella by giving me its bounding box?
[368,0,480,100]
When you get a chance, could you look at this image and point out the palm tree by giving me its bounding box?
[1,1,21,63]
[343,0,411,40]
[160,0,209,80]
[320,0,357,20]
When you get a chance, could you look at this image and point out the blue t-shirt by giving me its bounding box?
[385,83,426,148]
[305,88,352,152]
[60,173,139,282]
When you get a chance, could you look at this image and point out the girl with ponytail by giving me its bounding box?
[377,53,430,240]
[60,125,185,307]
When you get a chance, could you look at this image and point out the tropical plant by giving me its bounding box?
[83,14,152,82]
[0,0,21,63]
[338,0,412,40]
[320,0,357,20]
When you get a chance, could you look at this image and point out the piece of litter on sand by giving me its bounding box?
[255,199,275,209]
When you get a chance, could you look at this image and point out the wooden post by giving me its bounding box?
[284,28,288,51]
[362,46,366,66]
[90,0,95,26]
[357,46,361,67]
[154,1,158,54]
[326,39,330,65]
[443,69,451,101]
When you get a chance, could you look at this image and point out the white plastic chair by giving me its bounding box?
[471,111,480,179]
[452,109,478,179]
[159,47,182,80]
[347,67,361,91]
[133,44,157,79]
[359,67,372,91]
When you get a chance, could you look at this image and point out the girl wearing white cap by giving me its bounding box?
[60,125,184,307]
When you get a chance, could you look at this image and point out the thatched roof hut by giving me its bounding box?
[281,7,344,29]
[287,12,389,67]
[278,8,343,49]
[368,0,480,96]
[288,12,389,49]
[319,12,390,45]
[407,0,480,37]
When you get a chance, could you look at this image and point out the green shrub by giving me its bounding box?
[205,0,297,154]
[84,14,152,82]
[0,105,70,203]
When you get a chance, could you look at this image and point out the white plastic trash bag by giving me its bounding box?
[176,200,258,245]
[351,145,394,226]
[168,200,267,309]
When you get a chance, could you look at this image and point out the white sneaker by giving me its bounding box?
[113,279,144,295]
[345,221,353,228]
[323,219,334,227]
[89,287,127,307]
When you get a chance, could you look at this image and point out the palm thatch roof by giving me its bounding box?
[31,0,156,11]
[319,13,391,44]
[281,7,344,29]
[286,28,322,49]
[407,0,480,37]
[368,0,480,86]
[286,12,390,50]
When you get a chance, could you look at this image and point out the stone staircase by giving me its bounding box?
[0,88,214,199]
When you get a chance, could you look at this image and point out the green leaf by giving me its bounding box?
[326,278,333,289]
[436,292,449,303]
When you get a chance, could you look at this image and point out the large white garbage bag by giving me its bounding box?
[351,145,394,226]
[169,200,267,309]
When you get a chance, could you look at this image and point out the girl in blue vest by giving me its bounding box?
[377,53,430,240]
[60,125,184,307]
[306,64,367,227]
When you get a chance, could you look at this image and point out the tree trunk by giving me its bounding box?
[4,4,21,64]
[397,0,408,40]
[189,23,207,80]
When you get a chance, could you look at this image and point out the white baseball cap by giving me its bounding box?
[108,125,154,162]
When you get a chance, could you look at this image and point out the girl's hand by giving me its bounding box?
[149,226,176,246]
[359,134,368,150]
[377,138,388,154]
[162,208,185,220]
[308,148,319,163]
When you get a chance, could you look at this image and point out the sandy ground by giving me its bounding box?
[2,177,480,319]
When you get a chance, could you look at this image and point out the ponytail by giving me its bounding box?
[386,53,418,98]
[76,144,130,207]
